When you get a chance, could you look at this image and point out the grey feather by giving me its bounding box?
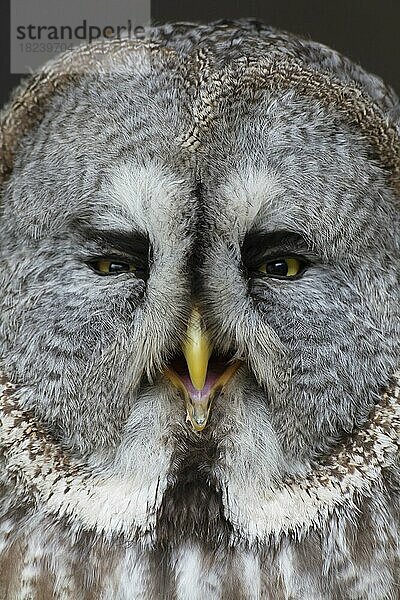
[0,19,399,599]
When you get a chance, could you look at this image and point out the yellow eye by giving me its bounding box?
[257,257,304,278]
[93,259,136,275]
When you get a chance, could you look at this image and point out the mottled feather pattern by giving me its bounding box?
[0,376,400,598]
[0,19,399,599]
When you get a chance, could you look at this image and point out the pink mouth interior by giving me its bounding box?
[170,355,229,404]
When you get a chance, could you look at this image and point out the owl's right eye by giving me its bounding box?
[76,225,151,280]
[88,258,145,277]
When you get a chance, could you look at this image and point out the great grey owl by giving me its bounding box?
[0,19,399,600]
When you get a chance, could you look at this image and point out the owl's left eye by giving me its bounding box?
[255,256,307,279]
[89,258,138,276]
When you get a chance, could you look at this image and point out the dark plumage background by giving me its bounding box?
[1,0,399,107]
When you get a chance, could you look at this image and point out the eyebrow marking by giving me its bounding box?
[73,222,151,260]
[242,230,309,258]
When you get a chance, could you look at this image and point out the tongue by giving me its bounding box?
[171,357,227,404]
[179,371,221,403]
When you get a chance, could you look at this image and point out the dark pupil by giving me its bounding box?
[266,259,288,276]
[108,262,130,273]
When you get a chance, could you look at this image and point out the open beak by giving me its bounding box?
[165,307,241,431]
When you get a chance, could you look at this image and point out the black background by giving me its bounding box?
[1,0,399,107]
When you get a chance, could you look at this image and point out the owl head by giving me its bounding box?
[0,21,399,542]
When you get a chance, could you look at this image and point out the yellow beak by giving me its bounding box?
[164,307,242,432]
[182,307,213,390]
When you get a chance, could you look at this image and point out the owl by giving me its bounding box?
[0,18,399,600]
